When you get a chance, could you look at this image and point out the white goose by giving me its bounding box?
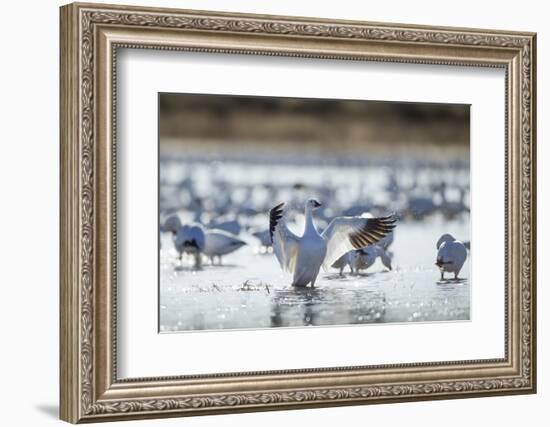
[354,245,393,272]
[161,214,182,234]
[174,224,206,269]
[270,199,396,287]
[332,251,360,276]
[162,213,245,266]
[332,245,392,276]
[161,214,205,268]
[202,228,246,265]
[435,233,468,280]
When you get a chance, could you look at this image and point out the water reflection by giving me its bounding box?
[270,287,387,328]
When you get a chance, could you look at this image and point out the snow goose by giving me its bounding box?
[203,229,246,265]
[160,214,181,250]
[161,214,205,269]
[332,245,392,276]
[174,224,205,269]
[332,251,359,276]
[207,217,242,235]
[435,233,468,280]
[161,214,182,234]
[190,198,242,235]
[406,194,437,219]
[159,214,182,250]
[270,199,396,287]
[439,186,469,219]
[354,245,392,272]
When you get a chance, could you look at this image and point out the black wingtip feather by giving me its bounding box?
[269,202,285,243]
[349,214,397,249]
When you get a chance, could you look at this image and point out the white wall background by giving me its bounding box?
[0,0,545,425]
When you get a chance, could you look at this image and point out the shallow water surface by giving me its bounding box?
[159,218,470,332]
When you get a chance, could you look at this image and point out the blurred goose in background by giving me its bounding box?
[207,217,242,235]
[203,229,247,265]
[435,233,468,280]
[406,194,437,219]
[332,251,359,276]
[163,213,246,266]
[189,197,243,235]
[174,224,205,269]
[354,245,393,273]
[161,214,182,234]
[251,229,272,253]
[270,198,396,287]
[160,214,183,250]
[332,245,392,276]
[437,183,469,219]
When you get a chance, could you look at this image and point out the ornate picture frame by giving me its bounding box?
[60,2,536,423]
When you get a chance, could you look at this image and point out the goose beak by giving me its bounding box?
[313,200,322,208]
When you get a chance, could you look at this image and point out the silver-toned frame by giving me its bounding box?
[60,2,536,423]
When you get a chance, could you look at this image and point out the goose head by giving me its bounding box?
[305,198,322,211]
[436,233,455,250]
[162,214,182,234]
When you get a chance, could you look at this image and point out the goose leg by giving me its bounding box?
[440,271,444,281]
[339,267,344,277]
[310,274,318,288]
[210,256,215,265]
[218,255,223,265]
[194,253,202,270]
[454,272,458,280]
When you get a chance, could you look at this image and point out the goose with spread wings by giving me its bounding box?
[269,199,396,287]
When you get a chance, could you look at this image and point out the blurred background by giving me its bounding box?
[160,93,469,159]
[159,93,470,332]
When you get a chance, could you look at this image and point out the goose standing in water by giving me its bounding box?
[332,245,392,276]
[166,219,245,266]
[207,218,242,235]
[160,214,185,251]
[354,245,393,273]
[435,233,468,280]
[332,251,359,276]
[202,228,247,265]
[161,214,182,235]
[270,199,396,287]
[174,224,205,269]
[161,214,205,269]
[160,214,182,251]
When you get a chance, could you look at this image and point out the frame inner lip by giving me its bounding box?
[110,42,511,383]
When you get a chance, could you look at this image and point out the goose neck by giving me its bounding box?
[304,208,316,233]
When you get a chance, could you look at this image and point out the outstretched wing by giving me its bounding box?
[321,214,396,268]
[269,202,300,273]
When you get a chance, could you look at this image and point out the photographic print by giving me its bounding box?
[159,93,471,332]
